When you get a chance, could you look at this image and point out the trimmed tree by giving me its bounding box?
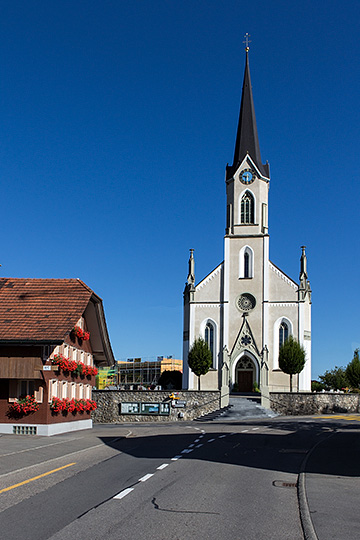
[345,349,360,390]
[187,337,212,391]
[278,336,306,392]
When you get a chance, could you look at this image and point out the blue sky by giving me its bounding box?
[1,1,359,379]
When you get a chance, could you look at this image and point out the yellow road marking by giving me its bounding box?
[313,415,360,422]
[0,462,76,495]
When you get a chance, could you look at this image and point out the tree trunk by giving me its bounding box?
[290,374,293,392]
[198,375,201,391]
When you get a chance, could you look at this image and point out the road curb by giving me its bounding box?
[297,431,336,540]
[298,470,318,540]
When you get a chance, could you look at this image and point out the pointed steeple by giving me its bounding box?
[226,50,269,180]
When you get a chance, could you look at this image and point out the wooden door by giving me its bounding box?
[238,371,253,392]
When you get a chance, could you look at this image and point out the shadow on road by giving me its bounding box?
[96,418,360,477]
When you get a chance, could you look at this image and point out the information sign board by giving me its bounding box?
[159,402,171,416]
[120,401,170,416]
[120,402,140,414]
[140,402,160,415]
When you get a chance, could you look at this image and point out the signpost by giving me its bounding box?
[172,400,186,408]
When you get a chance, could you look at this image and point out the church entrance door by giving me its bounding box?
[238,371,253,392]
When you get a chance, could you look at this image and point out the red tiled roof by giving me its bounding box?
[0,278,94,342]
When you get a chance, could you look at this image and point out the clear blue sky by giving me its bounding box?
[1,1,359,379]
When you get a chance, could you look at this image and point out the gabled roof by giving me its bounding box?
[226,51,269,180]
[0,278,92,341]
[0,278,115,365]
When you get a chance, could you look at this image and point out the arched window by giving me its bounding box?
[239,246,254,278]
[205,322,214,360]
[244,251,250,278]
[273,317,293,370]
[241,191,254,224]
[279,322,289,348]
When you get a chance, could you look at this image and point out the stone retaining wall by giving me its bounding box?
[270,392,360,415]
[92,390,221,423]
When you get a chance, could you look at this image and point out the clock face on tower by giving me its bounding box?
[240,169,255,185]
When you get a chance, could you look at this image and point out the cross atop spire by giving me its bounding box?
[243,33,251,52]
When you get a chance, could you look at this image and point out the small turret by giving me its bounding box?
[187,249,195,289]
[298,246,311,301]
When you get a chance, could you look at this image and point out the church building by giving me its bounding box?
[182,48,312,401]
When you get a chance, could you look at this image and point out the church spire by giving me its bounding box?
[226,45,269,180]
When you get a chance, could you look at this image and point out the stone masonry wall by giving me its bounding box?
[92,390,221,423]
[270,392,360,416]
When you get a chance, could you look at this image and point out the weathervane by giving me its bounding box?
[243,32,251,52]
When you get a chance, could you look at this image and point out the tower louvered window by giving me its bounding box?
[241,191,254,224]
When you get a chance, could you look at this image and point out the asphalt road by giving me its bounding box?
[0,417,356,540]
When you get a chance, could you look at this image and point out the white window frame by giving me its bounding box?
[49,379,58,402]
[69,382,76,399]
[76,383,84,400]
[85,385,92,399]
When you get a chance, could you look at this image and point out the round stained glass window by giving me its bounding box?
[236,293,256,312]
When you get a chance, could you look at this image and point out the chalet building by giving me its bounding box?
[0,278,115,435]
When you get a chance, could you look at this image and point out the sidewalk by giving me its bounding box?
[301,427,360,540]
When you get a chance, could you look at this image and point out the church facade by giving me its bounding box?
[182,51,311,401]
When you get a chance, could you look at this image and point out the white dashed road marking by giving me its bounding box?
[139,473,154,482]
[114,430,207,502]
[114,488,134,500]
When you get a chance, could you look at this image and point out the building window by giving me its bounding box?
[19,380,35,398]
[241,191,254,224]
[273,317,293,370]
[244,252,250,277]
[85,385,91,399]
[76,384,84,400]
[49,379,58,401]
[8,380,43,403]
[279,322,289,348]
[204,321,216,368]
[239,246,254,278]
